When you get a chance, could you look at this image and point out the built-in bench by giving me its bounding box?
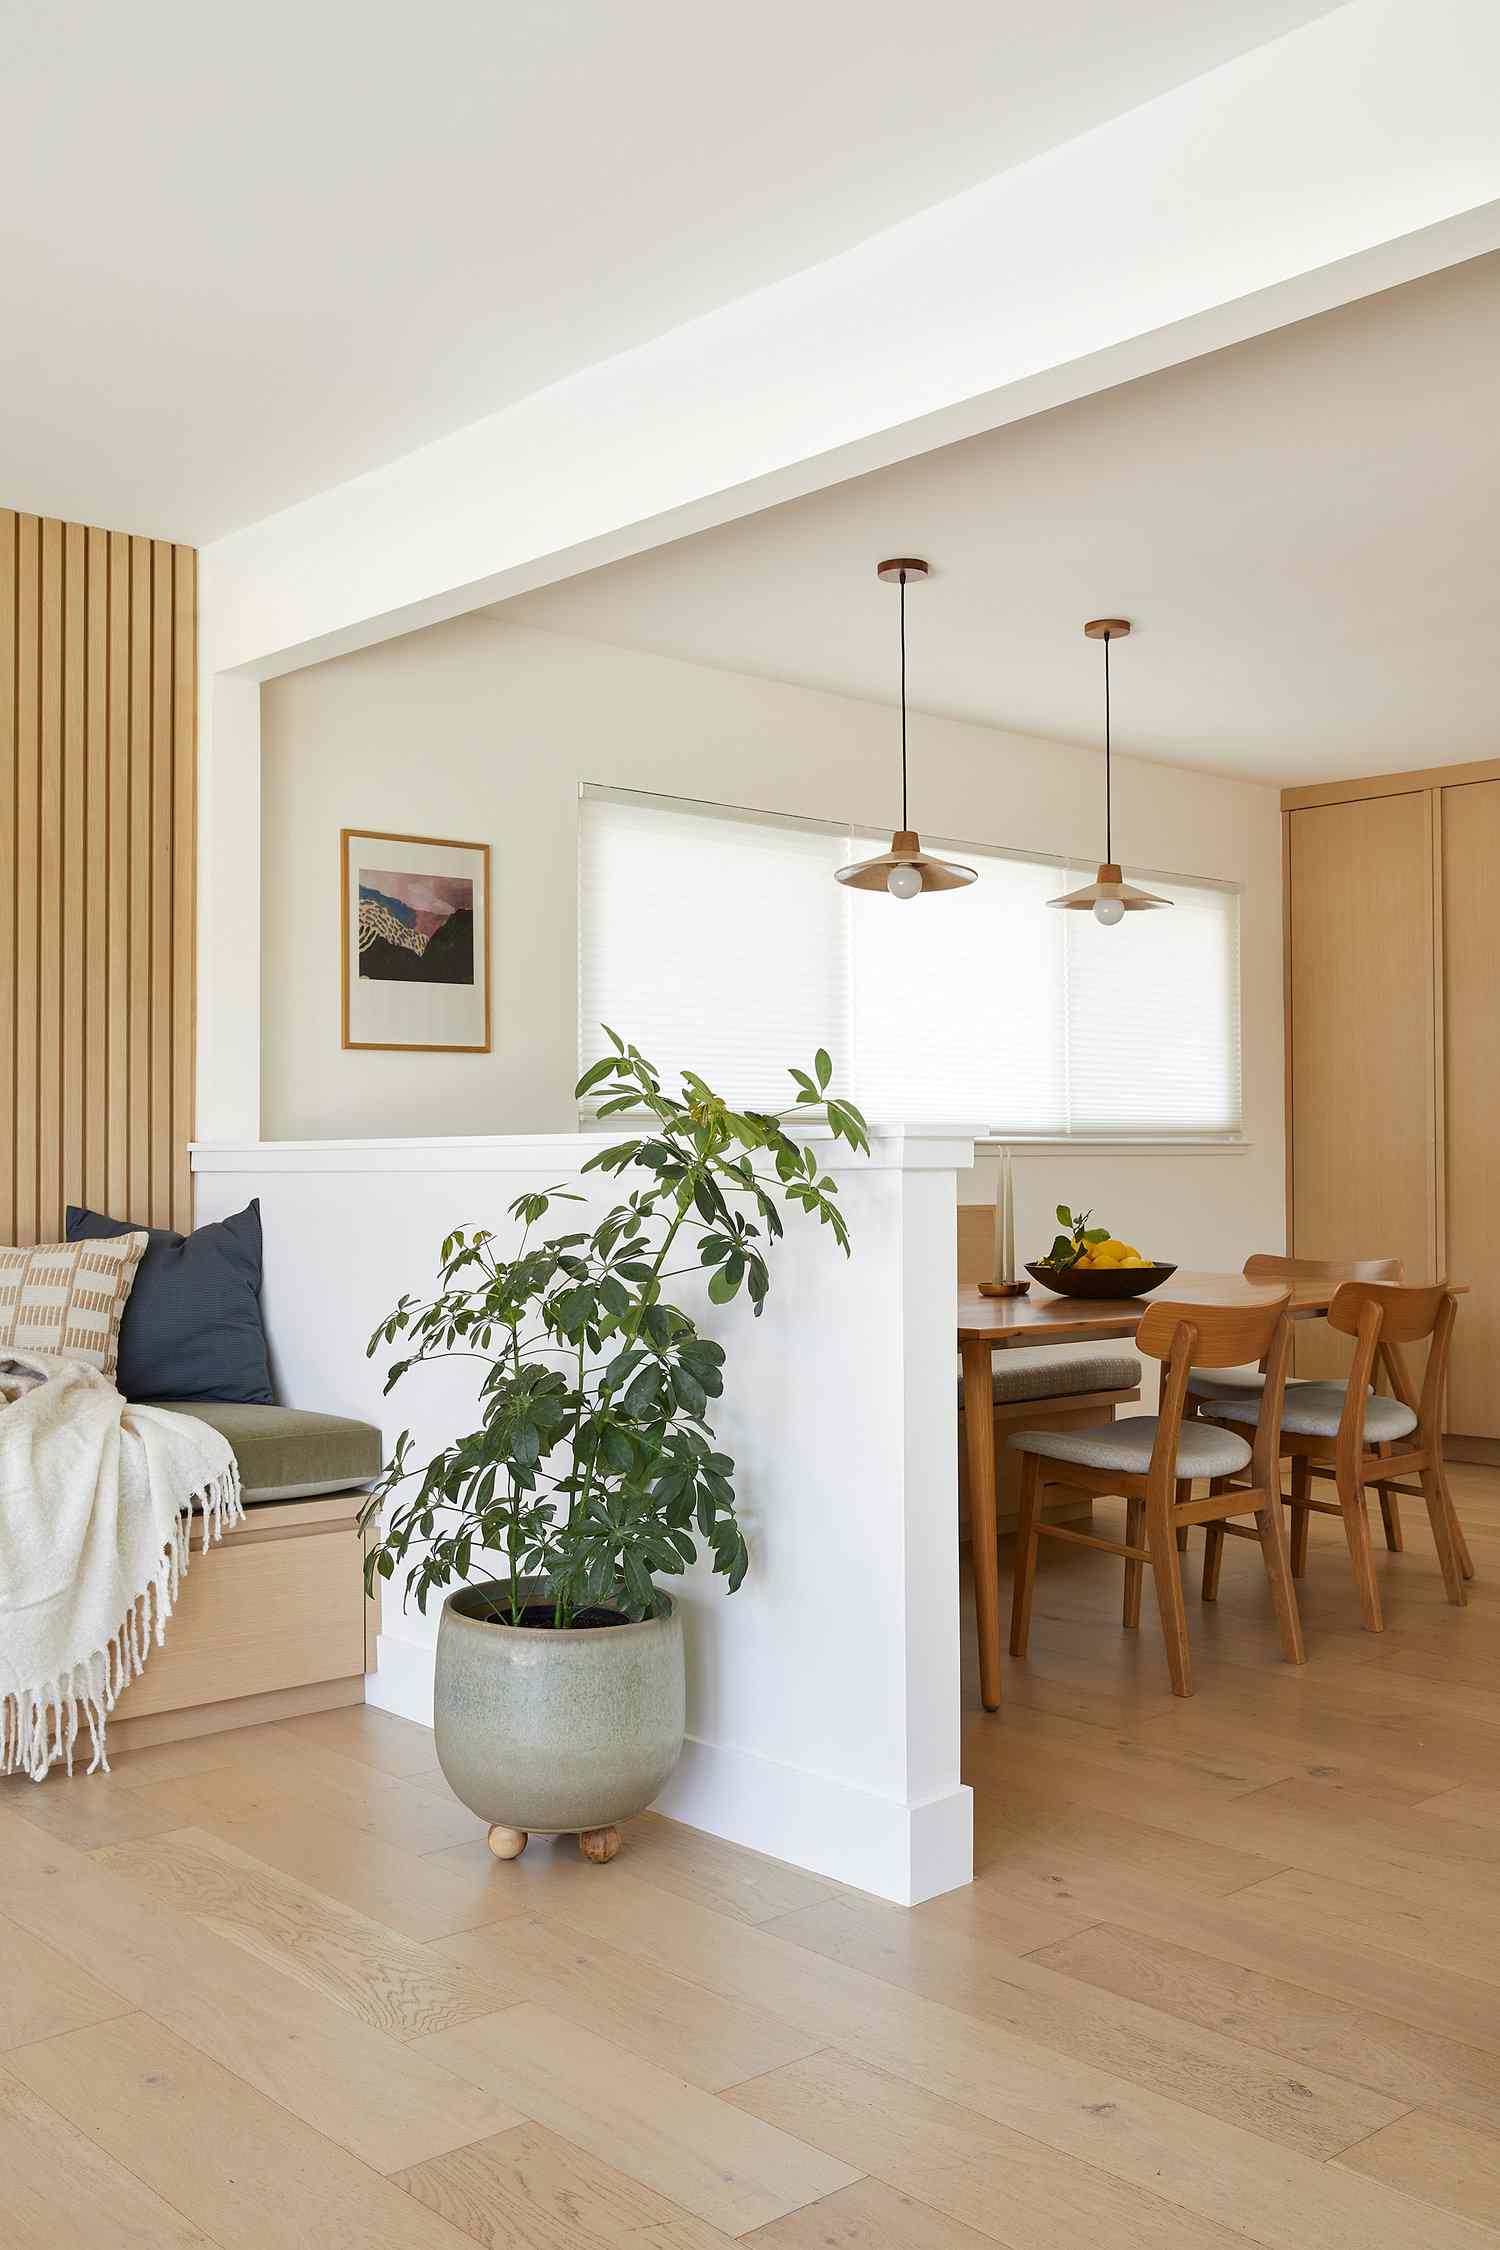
[108,1402,382,1754]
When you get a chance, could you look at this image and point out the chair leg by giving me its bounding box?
[1201,1477,1228,1603]
[1422,1464,1467,1608]
[1254,1491,1306,1666]
[1337,1467,1384,1633]
[1376,1445,1404,1553]
[1437,1457,1476,1581]
[1147,1487,1194,1698]
[1288,1454,1310,1577]
[1009,1450,1044,1659]
[1123,1495,1145,1629]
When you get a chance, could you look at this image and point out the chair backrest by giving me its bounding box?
[1244,1252,1404,1285]
[1327,1279,1449,1344]
[1326,1279,1458,1448]
[1138,1290,1294,1492]
[1136,1292,1291,1369]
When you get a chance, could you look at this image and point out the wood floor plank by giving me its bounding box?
[96,1826,506,2038]
[724,2048,1253,2250]
[741,2175,1009,2249]
[113,1772,522,1939]
[764,1893,1404,2158]
[276,1704,449,1781]
[0,1767,185,1849]
[130,1728,489,1854]
[1,1837,521,2172]
[0,1912,130,2050]
[1337,2110,1500,2232]
[414,2003,861,2237]
[8,2014,486,2250]
[391,2117,711,2247]
[0,2063,217,2250]
[1228,1867,1500,1990]
[433,1912,824,2090]
[1032,1919,1500,2138]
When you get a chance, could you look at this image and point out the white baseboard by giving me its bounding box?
[365,1634,971,1905]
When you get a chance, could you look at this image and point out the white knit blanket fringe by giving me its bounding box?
[0,1351,243,1782]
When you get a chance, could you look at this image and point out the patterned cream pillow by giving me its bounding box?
[0,1233,149,1382]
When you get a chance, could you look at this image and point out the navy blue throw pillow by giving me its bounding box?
[65,1201,274,1404]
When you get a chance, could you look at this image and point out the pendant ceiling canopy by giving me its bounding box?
[1047,619,1170,925]
[835,560,976,899]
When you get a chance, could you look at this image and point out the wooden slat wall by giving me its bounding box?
[1,507,196,1247]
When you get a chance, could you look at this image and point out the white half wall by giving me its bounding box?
[192,1126,975,1906]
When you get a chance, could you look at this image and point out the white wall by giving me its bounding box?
[260,614,1285,1276]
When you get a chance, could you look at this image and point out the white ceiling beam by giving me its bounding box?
[202,0,1500,680]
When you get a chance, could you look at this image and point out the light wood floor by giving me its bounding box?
[5,1469,1500,2249]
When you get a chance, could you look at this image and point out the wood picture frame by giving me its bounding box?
[340,827,492,1053]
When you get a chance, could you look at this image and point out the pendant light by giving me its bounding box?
[835,559,976,899]
[1047,618,1169,925]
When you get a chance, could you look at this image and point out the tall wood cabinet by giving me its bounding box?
[1284,761,1500,1442]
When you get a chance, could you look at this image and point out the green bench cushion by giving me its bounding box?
[151,1401,383,1502]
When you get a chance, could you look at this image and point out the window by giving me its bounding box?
[578,785,1242,1139]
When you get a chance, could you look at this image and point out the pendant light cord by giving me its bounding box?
[899,568,909,831]
[1103,628,1112,864]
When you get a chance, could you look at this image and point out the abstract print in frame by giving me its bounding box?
[341,829,491,1052]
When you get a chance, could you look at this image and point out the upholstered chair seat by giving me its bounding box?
[1008,1414,1252,1480]
[1210,1383,1417,1444]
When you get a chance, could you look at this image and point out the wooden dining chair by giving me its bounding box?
[1201,1280,1469,1633]
[1008,1292,1303,1698]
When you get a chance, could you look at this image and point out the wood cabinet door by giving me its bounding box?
[1441,779,1500,1436]
[1288,795,1437,1379]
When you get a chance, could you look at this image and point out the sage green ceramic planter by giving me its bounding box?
[433,1579,685,1861]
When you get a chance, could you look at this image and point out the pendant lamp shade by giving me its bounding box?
[835,560,976,898]
[1047,619,1169,922]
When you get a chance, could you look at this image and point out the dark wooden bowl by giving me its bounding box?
[1024,1260,1178,1299]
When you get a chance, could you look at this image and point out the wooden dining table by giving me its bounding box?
[959,1272,1358,1713]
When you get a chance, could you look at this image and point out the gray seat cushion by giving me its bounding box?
[958,1348,1142,1412]
[1188,1368,1370,1402]
[151,1401,383,1501]
[1210,1384,1417,1442]
[1007,1414,1252,1479]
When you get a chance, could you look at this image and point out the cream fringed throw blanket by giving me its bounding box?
[0,1350,242,1780]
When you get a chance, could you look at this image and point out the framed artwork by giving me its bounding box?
[340,828,491,1052]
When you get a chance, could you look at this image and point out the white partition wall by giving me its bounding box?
[193,1126,974,1905]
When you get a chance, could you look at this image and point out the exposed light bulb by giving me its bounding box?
[887,862,923,900]
[1093,894,1125,927]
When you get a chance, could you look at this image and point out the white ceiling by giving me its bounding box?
[498,251,1500,787]
[2,0,1335,544]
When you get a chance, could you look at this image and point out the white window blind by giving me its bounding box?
[579,786,1242,1138]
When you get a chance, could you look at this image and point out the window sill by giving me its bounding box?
[974,1136,1251,1155]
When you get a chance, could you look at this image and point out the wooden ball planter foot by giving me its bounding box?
[486,1825,528,1860]
[579,1825,620,1863]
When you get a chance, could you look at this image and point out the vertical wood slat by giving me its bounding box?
[2,509,195,1251]
[128,535,152,1225]
[106,530,131,1217]
[0,513,14,1251]
[38,517,64,1239]
[150,540,174,1228]
[171,547,196,1232]
[0,511,14,1247]
[13,517,40,1244]
[62,521,87,1220]
[85,527,109,1210]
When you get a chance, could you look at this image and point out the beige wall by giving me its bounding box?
[260,614,1284,1268]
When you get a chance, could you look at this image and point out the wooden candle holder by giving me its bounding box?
[977,1279,1030,1298]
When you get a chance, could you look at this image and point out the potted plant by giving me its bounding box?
[360,1032,868,1863]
